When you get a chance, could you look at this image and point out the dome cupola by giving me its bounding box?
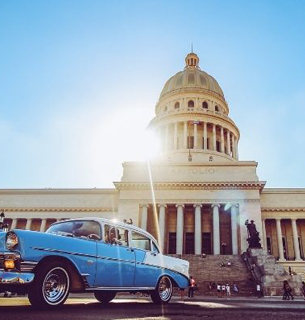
[148,52,240,163]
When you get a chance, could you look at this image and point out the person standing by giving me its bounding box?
[283,280,294,300]
[256,283,263,298]
[233,283,238,294]
[188,276,196,298]
[225,284,231,297]
[221,284,226,297]
[217,283,221,298]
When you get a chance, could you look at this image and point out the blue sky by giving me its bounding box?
[0,0,305,188]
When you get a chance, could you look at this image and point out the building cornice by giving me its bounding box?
[114,181,265,191]
[2,207,116,213]
[0,188,117,195]
[261,207,305,212]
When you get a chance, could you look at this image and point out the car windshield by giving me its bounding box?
[46,220,101,239]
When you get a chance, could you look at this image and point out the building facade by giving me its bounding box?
[1,52,305,276]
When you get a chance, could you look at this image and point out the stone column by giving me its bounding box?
[158,204,167,252]
[220,127,225,153]
[276,218,285,261]
[235,139,239,160]
[25,218,32,231]
[10,218,17,230]
[194,204,202,254]
[140,204,149,230]
[232,136,236,159]
[212,124,217,151]
[194,122,198,149]
[176,204,184,254]
[291,219,301,261]
[231,204,238,255]
[212,204,220,255]
[184,121,188,149]
[40,218,47,232]
[165,125,169,150]
[174,122,178,149]
[203,122,207,149]
[261,218,267,250]
[226,131,231,155]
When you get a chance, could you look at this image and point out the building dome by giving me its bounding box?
[159,53,224,99]
[148,52,240,164]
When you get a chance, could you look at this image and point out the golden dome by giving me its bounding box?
[159,53,224,99]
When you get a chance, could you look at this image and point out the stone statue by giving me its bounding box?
[245,219,262,248]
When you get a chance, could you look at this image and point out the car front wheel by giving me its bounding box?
[151,276,173,304]
[28,262,70,309]
[94,291,116,303]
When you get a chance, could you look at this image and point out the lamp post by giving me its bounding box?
[188,121,200,162]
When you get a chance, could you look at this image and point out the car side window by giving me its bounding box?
[72,221,101,240]
[131,231,151,251]
[152,241,160,254]
[104,224,129,246]
[47,221,101,240]
[117,227,129,246]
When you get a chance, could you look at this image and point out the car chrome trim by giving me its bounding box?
[86,286,155,291]
[20,261,38,272]
[0,271,35,284]
[32,247,96,259]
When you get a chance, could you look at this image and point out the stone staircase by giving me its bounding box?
[170,254,257,296]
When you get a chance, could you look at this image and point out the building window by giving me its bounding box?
[215,105,219,112]
[185,233,194,254]
[298,237,304,259]
[266,237,272,255]
[282,237,288,260]
[188,100,194,109]
[202,101,208,109]
[187,136,194,149]
[216,141,221,152]
[174,102,180,109]
[168,233,176,254]
[202,232,212,254]
[207,138,210,149]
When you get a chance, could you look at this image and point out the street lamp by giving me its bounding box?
[188,121,200,162]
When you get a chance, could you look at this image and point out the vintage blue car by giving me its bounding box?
[0,217,189,308]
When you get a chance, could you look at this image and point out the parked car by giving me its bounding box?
[0,217,189,308]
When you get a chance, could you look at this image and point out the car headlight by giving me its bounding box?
[6,232,19,250]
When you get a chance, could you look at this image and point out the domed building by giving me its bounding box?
[1,52,305,281]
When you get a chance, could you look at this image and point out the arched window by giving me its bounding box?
[202,101,208,109]
[174,102,180,109]
[215,105,219,112]
[188,100,194,108]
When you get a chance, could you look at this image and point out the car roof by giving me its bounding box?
[50,217,160,247]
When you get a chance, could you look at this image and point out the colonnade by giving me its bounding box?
[159,121,239,159]
[140,203,239,255]
[8,218,60,232]
[262,218,304,261]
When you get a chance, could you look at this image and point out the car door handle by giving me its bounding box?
[127,248,134,252]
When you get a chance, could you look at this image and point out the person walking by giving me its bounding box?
[283,280,294,300]
[188,276,196,298]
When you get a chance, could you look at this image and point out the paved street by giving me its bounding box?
[0,295,305,320]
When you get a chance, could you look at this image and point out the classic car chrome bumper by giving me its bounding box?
[0,271,34,284]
